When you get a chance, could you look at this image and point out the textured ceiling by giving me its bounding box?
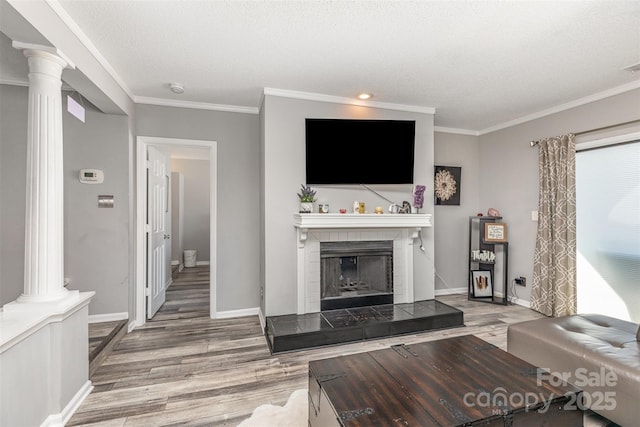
[39,1,640,130]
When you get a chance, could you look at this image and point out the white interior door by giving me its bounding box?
[147,146,169,318]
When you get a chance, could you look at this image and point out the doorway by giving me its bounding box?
[135,136,217,327]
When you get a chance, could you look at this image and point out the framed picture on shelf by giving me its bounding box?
[471,270,493,298]
[484,222,507,243]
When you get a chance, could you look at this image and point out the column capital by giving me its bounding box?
[12,41,76,70]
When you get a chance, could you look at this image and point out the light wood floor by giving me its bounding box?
[69,267,568,426]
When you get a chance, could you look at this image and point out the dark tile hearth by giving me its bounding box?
[265,299,464,353]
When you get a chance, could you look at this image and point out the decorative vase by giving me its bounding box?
[300,202,313,213]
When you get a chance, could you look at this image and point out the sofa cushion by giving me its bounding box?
[507,314,640,427]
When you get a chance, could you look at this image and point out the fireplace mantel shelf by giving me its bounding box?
[293,213,432,247]
[293,213,432,230]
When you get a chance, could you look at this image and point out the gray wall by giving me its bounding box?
[171,159,210,262]
[135,104,261,312]
[0,84,27,305]
[433,132,480,293]
[0,84,130,314]
[63,95,130,315]
[478,88,640,304]
[262,95,435,316]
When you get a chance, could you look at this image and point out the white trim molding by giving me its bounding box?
[135,96,259,115]
[88,312,128,324]
[479,80,640,135]
[264,87,436,115]
[576,131,640,151]
[216,307,260,319]
[0,78,29,87]
[40,380,93,427]
[46,0,134,100]
[434,126,480,136]
[434,287,467,296]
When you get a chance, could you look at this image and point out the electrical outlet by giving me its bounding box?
[514,276,526,286]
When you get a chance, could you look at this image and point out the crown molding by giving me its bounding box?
[135,96,259,114]
[46,0,134,100]
[0,78,29,87]
[263,87,436,115]
[434,126,479,136]
[479,80,640,135]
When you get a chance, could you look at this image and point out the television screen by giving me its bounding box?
[305,119,415,185]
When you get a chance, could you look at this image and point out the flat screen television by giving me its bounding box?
[305,119,415,185]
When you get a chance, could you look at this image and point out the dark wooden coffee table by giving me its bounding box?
[308,334,582,426]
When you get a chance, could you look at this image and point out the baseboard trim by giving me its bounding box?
[494,291,531,308]
[512,298,531,308]
[435,288,531,308]
[435,287,467,296]
[40,380,93,427]
[216,307,260,319]
[88,312,128,323]
[258,307,266,331]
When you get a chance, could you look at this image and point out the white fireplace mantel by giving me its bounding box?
[293,213,433,314]
[293,213,432,247]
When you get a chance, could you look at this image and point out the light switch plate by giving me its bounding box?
[98,195,114,208]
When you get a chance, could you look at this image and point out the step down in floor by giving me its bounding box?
[265,299,464,354]
[89,319,127,377]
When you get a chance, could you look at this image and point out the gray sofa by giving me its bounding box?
[508,314,640,426]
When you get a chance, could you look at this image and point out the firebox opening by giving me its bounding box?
[320,240,393,310]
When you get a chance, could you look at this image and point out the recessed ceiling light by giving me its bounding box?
[357,93,373,100]
[169,83,185,94]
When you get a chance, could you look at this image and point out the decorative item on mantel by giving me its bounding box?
[487,207,501,217]
[412,184,426,213]
[398,201,412,214]
[297,184,317,213]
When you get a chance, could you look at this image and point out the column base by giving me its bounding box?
[16,287,70,304]
[2,289,82,315]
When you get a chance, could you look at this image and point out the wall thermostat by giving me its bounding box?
[79,169,104,184]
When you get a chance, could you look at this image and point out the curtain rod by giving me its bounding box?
[529,119,640,147]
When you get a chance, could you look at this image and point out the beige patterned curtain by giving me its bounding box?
[530,134,577,317]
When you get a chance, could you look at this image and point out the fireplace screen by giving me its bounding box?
[320,240,393,310]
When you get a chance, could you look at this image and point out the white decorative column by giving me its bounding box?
[1,43,94,427]
[13,42,75,302]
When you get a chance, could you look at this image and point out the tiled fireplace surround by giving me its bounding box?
[294,213,433,314]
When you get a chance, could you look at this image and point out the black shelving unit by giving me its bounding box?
[468,216,508,305]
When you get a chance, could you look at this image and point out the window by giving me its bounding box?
[576,138,640,322]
